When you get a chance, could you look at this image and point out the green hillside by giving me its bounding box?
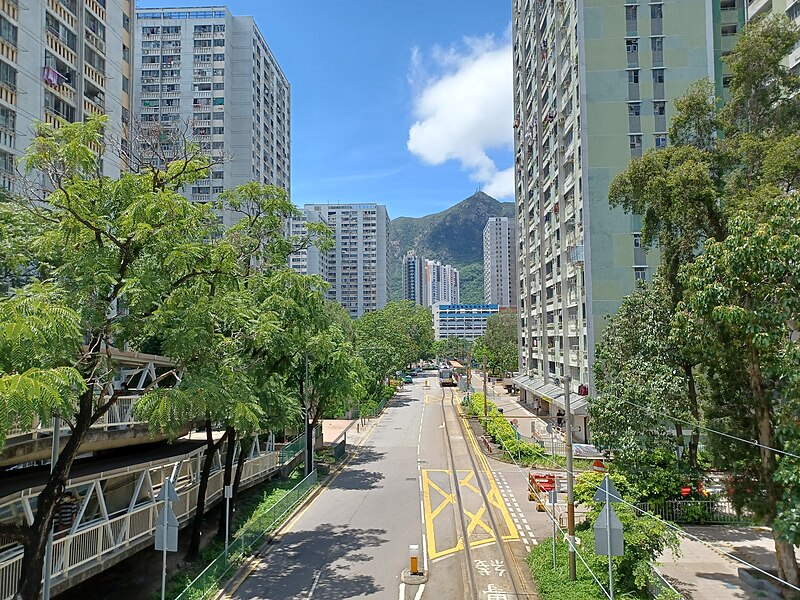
[388,192,515,303]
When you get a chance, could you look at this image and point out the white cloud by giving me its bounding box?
[407,35,514,199]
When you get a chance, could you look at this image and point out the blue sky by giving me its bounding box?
[136,1,514,218]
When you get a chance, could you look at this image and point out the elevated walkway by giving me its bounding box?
[0,432,304,599]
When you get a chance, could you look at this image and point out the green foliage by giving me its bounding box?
[0,285,86,450]
[465,393,546,464]
[603,14,800,582]
[433,337,472,363]
[387,191,514,302]
[473,310,519,375]
[354,301,434,400]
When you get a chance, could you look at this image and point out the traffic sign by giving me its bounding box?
[594,503,624,556]
[591,459,607,473]
[593,475,622,503]
[156,479,178,502]
[155,506,178,552]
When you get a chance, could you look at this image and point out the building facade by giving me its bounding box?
[134,6,290,226]
[0,0,133,190]
[513,0,743,409]
[401,250,424,305]
[422,260,460,307]
[483,217,519,307]
[286,208,329,280]
[747,1,800,71]
[432,302,500,340]
[302,203,389,318]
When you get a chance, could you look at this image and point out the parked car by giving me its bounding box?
[403,375,413,384]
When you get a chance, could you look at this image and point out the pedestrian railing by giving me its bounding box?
[278,434,305,463]
[649,567,683,599]
[637,499,749,525]
[175,469,318,600]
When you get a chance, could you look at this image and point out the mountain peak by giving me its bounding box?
[388,192,515,303]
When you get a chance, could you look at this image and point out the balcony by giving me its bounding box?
[84,63,105,87]
[85,29,105,53]
[85,0,105,20]
[47,0,75,27]
[46,31,77,65]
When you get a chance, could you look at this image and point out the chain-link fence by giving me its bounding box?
[175,469,318,600]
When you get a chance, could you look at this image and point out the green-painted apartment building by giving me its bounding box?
[512,0,745,435]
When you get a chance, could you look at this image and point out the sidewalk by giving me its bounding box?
[658,526,800,600]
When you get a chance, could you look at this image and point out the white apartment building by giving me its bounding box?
[286,208,329,279]
[483,217,518,307]
[432,302,500,340]
[302,203,389,318]
[401,250,424,305]
[0,0,133,190]
[134,6,290,225]
[422,260,460,307]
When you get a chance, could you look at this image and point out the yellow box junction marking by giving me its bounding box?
[422,467,519,560]
[455,391,520,542]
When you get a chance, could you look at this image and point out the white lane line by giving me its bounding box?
[414,584,426,600]
[399,582,406,600]
[521,517,528,525]
[308,570,322,598]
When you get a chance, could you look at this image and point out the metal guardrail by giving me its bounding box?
[637,499,749,524]
[278,434,304,463]
[175,470,318,600]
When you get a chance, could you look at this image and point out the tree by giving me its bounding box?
[355,301,434,394]
[591,278,702,492]
[0,285,86,451]
[473,311,518,376]
[602,15,800,585]
[0,117,227,597]
[677,191,800,585]
[433,337,473,364]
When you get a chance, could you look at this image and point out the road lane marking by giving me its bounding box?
[398,582,405,600]
[413,584,425,600]
[308,570,322,598]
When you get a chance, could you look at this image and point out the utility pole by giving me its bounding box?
[304,353,312,477]
[564,375,576,580]
[482,363,488,417]
[465,346,472,403]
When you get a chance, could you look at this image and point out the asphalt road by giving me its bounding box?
[231,373,540,599]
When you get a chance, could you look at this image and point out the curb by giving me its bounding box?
[214,401,392,599]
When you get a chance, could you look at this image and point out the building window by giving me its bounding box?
[722,75,733,88]
[654,101,666,116]
[651,37,663,52]
[628,103,641,116]
[721,0,736,8]
[655,133,668,148]
[652,69,665,84]
[626,38,639,52]
[634,267,647,281]
[123,13,130,32]
[628,70,639,84]
[629,135,642,150]
[122,76,129,93]
[721,24,738,36]
[651,4,663,19]
[633,233,642,248]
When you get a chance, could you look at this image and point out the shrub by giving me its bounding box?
[466,393,546,464]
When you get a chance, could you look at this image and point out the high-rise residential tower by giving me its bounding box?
[402,250,424,305]
[422,260,460,307]
[746,1,800,70]
[483,217,518,307]
[302,203,390,318]
[512,0,744,410]
[286,208,329,280]
[134,6,290,226]
[0,0,134,190]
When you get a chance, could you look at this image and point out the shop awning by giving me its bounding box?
[515,377,589,415]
